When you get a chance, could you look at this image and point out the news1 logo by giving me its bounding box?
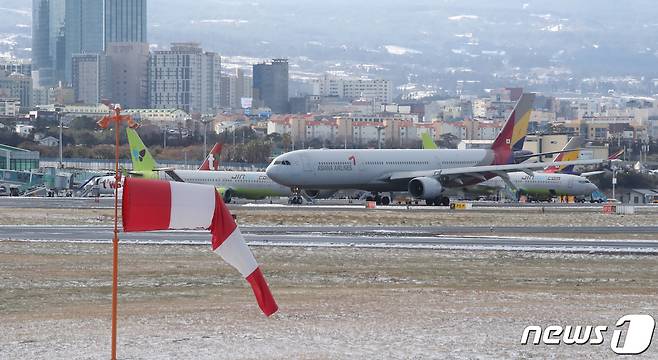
[521,314,656,355]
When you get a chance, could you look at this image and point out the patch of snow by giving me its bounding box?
[383,45,422,56]
[481,50,506,56]
[541,24,564,32]
[194,19,248,25]
[0,7,30,16]
[448,15,479,21]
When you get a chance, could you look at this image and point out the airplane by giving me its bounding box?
[125,128,291,202]
[87,140,225,195]
[266,93,610,206]
[420,134,599,200]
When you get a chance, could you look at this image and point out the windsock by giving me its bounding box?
[121,177,278,316]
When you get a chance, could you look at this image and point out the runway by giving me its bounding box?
[1,225,657,254]
[2,196,658,214]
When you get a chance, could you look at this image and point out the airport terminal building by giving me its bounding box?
[0,144,40,171]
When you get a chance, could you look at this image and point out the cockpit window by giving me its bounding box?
[282,160,291,165]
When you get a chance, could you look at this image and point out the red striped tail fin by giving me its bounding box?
[543,137,583,174]
[491,93,535,165]
[199,143,223,171]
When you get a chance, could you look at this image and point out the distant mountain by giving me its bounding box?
[3,0,658,95]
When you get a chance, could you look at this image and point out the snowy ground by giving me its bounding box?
[1,243,657,359]
[1,206,658,229]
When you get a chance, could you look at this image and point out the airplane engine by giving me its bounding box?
[408,177,443,199]
[303,189,337,199]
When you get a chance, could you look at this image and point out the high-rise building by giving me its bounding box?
[312,74,393,104]
[149,43,221,114]
[0,61,32,77]
[32,0,147,88]
[220,68,253,109]
[32,0,66,87]
[104,0,147,44]
[106,42,148,108]
[64,0,104,83]
[0,71,33,109]
[252,59,288,114]
[220,75,231,108]
[72,53,111,104]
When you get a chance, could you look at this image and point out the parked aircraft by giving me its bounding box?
[125,128,291,202]
[266,93,608,205]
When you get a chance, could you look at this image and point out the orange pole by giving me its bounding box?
[111,107,120,360]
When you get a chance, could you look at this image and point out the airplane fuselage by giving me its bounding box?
[476,172,598,197]
[160,170,292,199]
[266,148,494,191]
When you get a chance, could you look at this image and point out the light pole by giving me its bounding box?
[376,125,385,149]
[163,126,168,148]
[200,116,213,157]
[56,106,63,168]
[612,167,618,201]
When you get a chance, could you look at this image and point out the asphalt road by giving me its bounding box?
[1,225,657,254]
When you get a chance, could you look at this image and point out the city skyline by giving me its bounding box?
[2,1,657,98]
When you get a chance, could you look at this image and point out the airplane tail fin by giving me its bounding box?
[420,133,438,150]
[199,143,223,171]
[491,93,535,165]
[608,148,624,160]
[126,128,158,172]
[544,136,583,174]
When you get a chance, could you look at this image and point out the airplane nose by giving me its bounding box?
[265,163,279,182]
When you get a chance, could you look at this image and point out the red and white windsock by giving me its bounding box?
[121,177,278,316]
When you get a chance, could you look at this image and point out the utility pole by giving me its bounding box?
[163,126,167,148]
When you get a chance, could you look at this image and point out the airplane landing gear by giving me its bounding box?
[288,195,304,205]
[425,196,450,206]
[288,187,304,205]
[366,192,391,206]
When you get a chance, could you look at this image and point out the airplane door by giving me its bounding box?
[300,153,314,173]
[567,177,574,189]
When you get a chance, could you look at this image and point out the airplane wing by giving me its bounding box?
[580,170,606,177]
[164,169,185,182]
[387,159,612,184]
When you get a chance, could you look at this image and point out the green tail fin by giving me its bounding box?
[126,128,157,172]
[420,132,438,149]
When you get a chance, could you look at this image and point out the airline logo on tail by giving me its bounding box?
[491,93,535,165]
[199,143,223,171]
[126,128,158,172]
[544,137,583,174]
